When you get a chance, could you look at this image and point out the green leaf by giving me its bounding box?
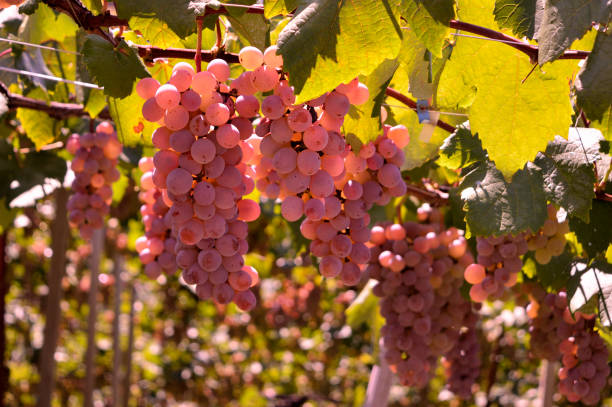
[0,197,17,233]
[108,91,156,148]
[16,88,58,150]
[575,31,612,122]
[343,59,398,151]
[277,0,403,102]
[82,35,149,98]
[438,124,487,170]
[536,0,612,64]
[264,0,298,18]
[128,17,185,48]
[591,105,612,141]
[115,0,196,38]
[226,12,270,50]
[345,280,380,329]
[531,248,574,290]
[533,133,599,222]
[468,47,573,178]
[567,260,612,325]
[398,0,455,58]
[569,200,612,258]
[25,3,78,43]
[84,88,107,118]
[460,161,548,236]
[493,0,537,39]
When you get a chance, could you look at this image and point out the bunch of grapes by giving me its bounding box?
[524,285,566,360]
[66,122,122,239]
[464,233,528,302]
[558,313,610,405]
[526,204,569,264]
[262,280,320,327]
[135,157,177,279]
[441,325,481,399]
[366,205,478,389]
[136,55,266,310]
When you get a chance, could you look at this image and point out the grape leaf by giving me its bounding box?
[128,17,185,48]
[84,88,107,118]
[438,124,487,170]
[16,88,58,150]
[459,161,548,236]
[19,0,40,15]
[108,91,156,148]
[536,0,612,64]
[567,260,612,325]
[277,0,402,102]
[115,0,196,38]
[569,200,612,258]
[575,31,612,122]
[82,35,149,99]
[493,0,537,39]
[591,105,612,141]
[343,59,398,151]
[531,247,574,290]
[264,0,298,18]
[533,133,599,222]
[398,0,455,58]
[25,3,78,44]
[468,45,573,178]
[226,12,270,50]
[345,280,380,329]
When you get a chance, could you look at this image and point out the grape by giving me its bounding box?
[166,168,193,196]
[252,65,279,92]
[155,84,181,109]
[319,256,342,277]
[261,95,285,120]
[192,71,218,94]
[181,90,201,112]
[142,98,164,122]
[136,77,161,99]
[239,46,264,70]
[206,59,230,82]
[205,103,230,126]
[296,150,320,175]
[324,91,350,117]
[216,124,241,148]
[263,45,283,68]
[169,68,193,92]
[235,95,260,118]
[287,108,312,132]
[281,196,303,222]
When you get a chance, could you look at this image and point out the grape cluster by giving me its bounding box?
[524,285,566,360]
[66,122,122,239]
[262,280,320,327]
[367,205,478,390]
[524,287,610,404]
[137,56,265,310]
[464,233,528,302]
[442,326,481,399]
[526,204,568,264]
[135,157,177,279]
[558,313,609,405]
[236,51,408,284]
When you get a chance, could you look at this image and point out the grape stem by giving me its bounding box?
[385,88,456,133]
[404,182,450,206]
[195,19,203,72]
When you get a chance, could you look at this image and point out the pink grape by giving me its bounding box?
[136,77,160,99]
[281,196,304,222]
[207,59,230,82]
[155,84,180,109]
[142,98,164,122]
[263,45,283,68]
[216,124,241,148]
[239,46,264,69]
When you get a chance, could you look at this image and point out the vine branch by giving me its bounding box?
[385,87,456,133]
[0,82,110,119]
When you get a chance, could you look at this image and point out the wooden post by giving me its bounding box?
[36,188,69,407]
[83,228,104,407]
[537,360,556,407]
[111,255,124,406]
[363,343,393,407]
[122,283,136,407]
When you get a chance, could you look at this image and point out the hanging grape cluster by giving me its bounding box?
[366,205,480,394]
[136,54,269,310]
[526,204,569,264]
[525,287,610,405]
[66,122,122,239]
[135,157,178,278]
